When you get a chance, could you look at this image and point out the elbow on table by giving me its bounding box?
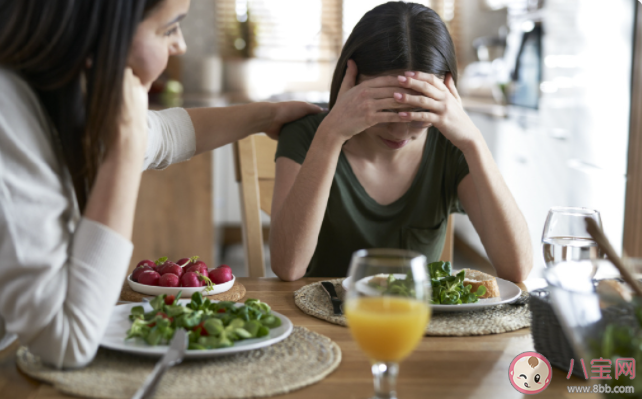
[270,254,306,282]
[60,349,97,369]
[499,259,533,283]
[26,317,103,369]
[269,239,308,282]
[273,262,306,282]
[33,338,99,370]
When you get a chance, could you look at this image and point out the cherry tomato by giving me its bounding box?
[164,295,175,306]
[192,321,209,336]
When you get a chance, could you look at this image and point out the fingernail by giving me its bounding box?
[405,71,416,77]
[399,112,408,117]
[394,93,402,100]
[398,76,407,83]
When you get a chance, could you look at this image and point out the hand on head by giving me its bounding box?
[321,60,423,142]
[394,71,480,151]
[113,67,149,160]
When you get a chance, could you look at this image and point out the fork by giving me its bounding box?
[131,328,187,399]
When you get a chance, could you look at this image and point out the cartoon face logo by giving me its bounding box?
[508,352,552,394]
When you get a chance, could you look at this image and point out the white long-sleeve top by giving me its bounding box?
[0,67,196,368]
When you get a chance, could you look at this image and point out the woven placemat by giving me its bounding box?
[119,279,246,302]
[294,279,530,336]
[16,326,341,399]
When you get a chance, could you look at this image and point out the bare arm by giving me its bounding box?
[188,101,322,155]
[457,146,532,282]
[270,135,344,281]
[395,71,532,282]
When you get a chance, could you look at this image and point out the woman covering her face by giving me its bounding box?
[270,2,532,282]
[0,0,320,368]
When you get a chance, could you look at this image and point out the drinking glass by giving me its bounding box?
[541,207,604,272]
[545,261,642,396]
[344,249,431,399]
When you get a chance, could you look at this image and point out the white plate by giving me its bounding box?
[342,272,522,312]
[100,299,293,358]
[127,273,235,297]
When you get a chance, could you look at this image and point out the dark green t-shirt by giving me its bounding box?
[275,112,470,277]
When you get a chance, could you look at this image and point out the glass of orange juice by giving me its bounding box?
[344,249,430,399]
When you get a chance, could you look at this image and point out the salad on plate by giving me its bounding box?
[126,291,282,350]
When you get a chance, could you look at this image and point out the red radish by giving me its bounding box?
[209,267,233,284]
[186,263,208,278]
[180,272,201,287]
[164,295,176,305]
[160,262,183,278]
[218,264,231,270]
[159,274,179,287]
[177,255,200,268]
[153,256,170,272]
[158,261,177,275]
[136,259,156,270]
[131,265,153,282]
[138,270,161,286]
[193,259,208,270]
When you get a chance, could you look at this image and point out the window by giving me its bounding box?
[217,0,342,62]
[214,0,460,99]
[343,0,431,38]
[217,0,454,62]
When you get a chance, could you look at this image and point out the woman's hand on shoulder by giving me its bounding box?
[318,60,408,142]
[394,72,482,152]
[112,67,148,162]
[265,101,324,140]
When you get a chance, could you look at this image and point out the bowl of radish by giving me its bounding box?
[128,256,235,297]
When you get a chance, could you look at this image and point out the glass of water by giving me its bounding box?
[541,207,604,272]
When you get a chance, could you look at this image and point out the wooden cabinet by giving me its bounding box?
[129,151,213,273]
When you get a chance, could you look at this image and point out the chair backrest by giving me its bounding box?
[233,134,454,277]
[234,135,276,277]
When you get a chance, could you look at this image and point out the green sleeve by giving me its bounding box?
[274,113,326,165]
[444,134,470,214]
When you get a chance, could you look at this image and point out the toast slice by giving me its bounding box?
[462,268,500,298]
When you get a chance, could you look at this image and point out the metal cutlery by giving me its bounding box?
[509,292,529,306]
[131,328,187,399]
[320,281,344,316]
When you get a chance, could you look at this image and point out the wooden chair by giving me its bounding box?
[234,135,276,278]
[233,134,455,277]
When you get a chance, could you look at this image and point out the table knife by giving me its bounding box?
[321,281,344,316]
[131,328,187,399]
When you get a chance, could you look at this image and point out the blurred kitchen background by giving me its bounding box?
[132,0,642,282]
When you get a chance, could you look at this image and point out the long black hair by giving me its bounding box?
[329,1,457,108]
[0,0,163,210]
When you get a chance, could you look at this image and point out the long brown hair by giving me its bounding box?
[0,0,163,210]
[329,2,458,108]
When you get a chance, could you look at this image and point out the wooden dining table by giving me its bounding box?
[0,277,600,399]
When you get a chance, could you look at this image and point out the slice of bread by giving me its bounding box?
[368,274,390,288]
[462,268,500,298]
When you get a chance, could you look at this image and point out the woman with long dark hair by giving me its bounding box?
[270,2,532,281]
[0,0,320,368]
